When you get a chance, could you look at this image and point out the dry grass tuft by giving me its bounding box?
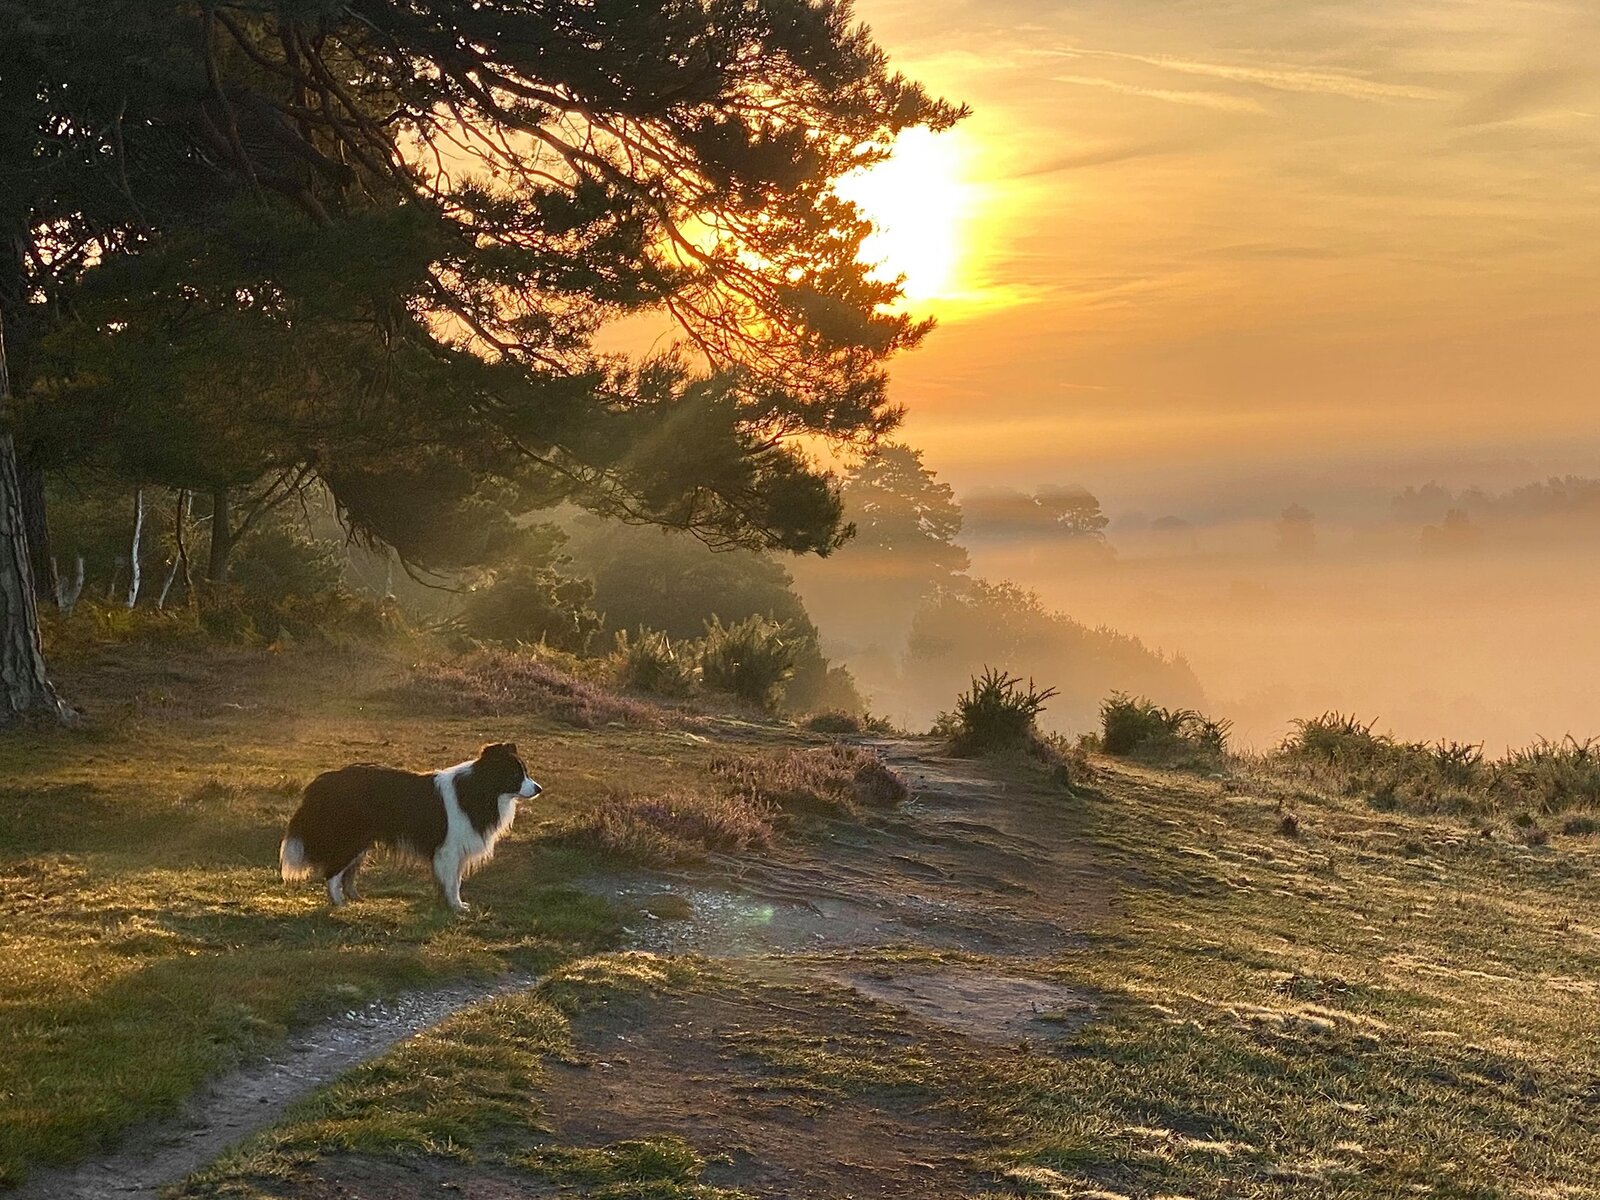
[713,743,908,819]
[392,650,667,728]
[555,790,774,865]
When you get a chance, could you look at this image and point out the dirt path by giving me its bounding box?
[20,737,1110,1199]
[594,737,1111,961]
[13,974,536,1200]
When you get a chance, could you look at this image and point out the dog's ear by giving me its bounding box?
[480,742,519,761]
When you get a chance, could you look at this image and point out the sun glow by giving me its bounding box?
[837,127,976,307]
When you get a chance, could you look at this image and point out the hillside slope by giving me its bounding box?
[6,645,1600,1198]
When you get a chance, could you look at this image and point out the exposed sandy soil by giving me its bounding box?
[540,986,984,1198]
[819,966,1095,1044]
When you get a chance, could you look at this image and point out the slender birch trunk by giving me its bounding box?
[126,488,145,608]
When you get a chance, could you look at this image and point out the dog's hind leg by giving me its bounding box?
[338,852,368,902]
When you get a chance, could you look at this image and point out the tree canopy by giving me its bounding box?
[2,0,963,564]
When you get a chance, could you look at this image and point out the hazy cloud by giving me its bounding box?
[1014,139,1192,177]
[1455,65,1593,126]
[1046,48,1451,103]
[1052,74,1270,114]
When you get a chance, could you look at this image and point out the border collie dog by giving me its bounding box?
[280,743,541,912]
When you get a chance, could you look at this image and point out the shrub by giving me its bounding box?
[1496,737,1600,812]
[393,650,666,728]
[805,710,864,735]
[229,525,343,611]
[1272,714,1600,817]
[699,615,797,711]
[1101,693,1230,761]
[712,744,909,818]
[937,667,1058,756]
[1280,712,1391,768]
[611,628,698,698]
[556,789,774,865]
[459,563,603,653]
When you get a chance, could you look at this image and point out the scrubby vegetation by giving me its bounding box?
[555,745,908,866]
[393,649,669,728]
[698,615,799,711]
[905,581,1203,734]
[609,628,699,699]
[714,743,909,818]
[937,666,1058,756]
[1100,693,1231,764]
[1275,712,1600,815]
[555,789,776,866]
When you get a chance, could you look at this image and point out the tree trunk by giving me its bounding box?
[55,555,84,615]
[126,488,145,608]
[18,457,56,605]
[207,487,232,582]
[157,489,191,610]
[0,324,73,725]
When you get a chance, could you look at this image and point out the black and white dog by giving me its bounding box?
[279,743,541,912]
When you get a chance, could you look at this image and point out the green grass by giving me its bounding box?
[0,642,733,1187]
[175,954,721,1198]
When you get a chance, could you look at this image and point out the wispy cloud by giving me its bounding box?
[1014,139,1193,178]
[1455,65,1592,126]
[1046,48,1451,103]
[1053,74,1270,114]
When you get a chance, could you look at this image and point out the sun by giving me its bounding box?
[836,127,974,306]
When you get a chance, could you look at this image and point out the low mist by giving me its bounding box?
[796,471,1600,752]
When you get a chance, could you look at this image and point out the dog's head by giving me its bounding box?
[476,742,542,801]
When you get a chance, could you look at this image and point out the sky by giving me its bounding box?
[845,0,1600,512]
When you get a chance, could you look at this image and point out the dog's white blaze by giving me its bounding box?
[432,760,523,911]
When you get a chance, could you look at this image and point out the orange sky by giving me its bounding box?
[848,0,1600,504]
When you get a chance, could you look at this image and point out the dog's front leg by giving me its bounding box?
[432,844,469,913]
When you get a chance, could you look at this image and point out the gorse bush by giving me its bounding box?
[1101,694,1230,761]
[458,563,603,654]
[1276,714,1600,815]
[1497,737,1600,812]
[611,628,698,698]
[940,667,1058,754]
[699,615,796,710]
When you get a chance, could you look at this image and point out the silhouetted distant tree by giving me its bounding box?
[1035,485,1110,541]
[1150,515,1198,554]
[839,444,969,593]
[1421,508,1480,553]
[963,485,1112,546]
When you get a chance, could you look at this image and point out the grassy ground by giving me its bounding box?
[0,639,740,1187]
[10,638,1600,1197]
[175,743,1600,1199]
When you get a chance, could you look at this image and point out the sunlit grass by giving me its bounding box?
[183,747,1600,1199]
[0,642,729,1186]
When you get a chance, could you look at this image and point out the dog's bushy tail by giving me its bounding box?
[279,835,314,882]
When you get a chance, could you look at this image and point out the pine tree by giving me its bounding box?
[0,0,961,715]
